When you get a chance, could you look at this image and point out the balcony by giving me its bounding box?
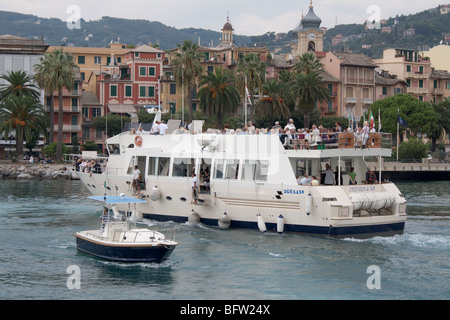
[345,97,357,104]
[53,125,82,132]
[430,88,445,95]
[363,98,373,104]
[407,87,428,95]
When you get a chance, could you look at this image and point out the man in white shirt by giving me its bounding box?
[137,125,146,135]
[133,165,141,193]
[191,172,198,204]
[300,174,312,186]
[151,121,160,135]
[285,118,296,131]
[159,120,168,135]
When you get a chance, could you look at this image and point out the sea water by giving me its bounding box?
[0,179,448,300]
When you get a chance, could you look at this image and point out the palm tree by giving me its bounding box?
[197,67,240,130]
[34,48,76,160]
[430,98,450,151]
[255,79,290,121]
[236,53,267,123]
[171,40,204,124]
[0,95,48,158]
[0,70,41,101]
[290,70,330,129]
[293,52,323,74]
[35,55,56,144]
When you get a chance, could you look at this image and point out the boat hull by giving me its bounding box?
[75,233,176,263]
[143,212,405,239]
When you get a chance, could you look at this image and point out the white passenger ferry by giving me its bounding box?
[77,124,407,239]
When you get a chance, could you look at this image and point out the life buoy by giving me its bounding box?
[135,135,143,147]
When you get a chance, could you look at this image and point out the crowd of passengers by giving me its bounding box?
[131,118,378,150]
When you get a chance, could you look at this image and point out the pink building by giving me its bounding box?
[97,45,165,116]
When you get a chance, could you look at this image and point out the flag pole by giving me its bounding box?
[397,108,400,161]
[244,76,248,128]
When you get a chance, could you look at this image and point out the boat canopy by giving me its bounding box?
[88,196,147,204]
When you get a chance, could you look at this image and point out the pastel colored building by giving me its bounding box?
[374,48,432,102]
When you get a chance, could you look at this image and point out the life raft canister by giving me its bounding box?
[135,135,143,147]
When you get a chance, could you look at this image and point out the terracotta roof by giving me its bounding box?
[130,44,164,54]
[46,46,129,55]
[333,52,377,68]
[81,91,101,106]
[375,74,407,86]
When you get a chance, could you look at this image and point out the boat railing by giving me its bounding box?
[282,132,392,151]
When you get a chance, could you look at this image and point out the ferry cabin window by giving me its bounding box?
[107,144,120,155]
[241,160,270,181]
[148,157,170,176]
[214,159,224,179]
[225,160,239,180]
[172,158,195,177]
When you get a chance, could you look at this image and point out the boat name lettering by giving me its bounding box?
[284,189,305,195]
[349,186,376,193]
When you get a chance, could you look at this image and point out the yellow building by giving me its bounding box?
[420,45,450,72]
[46,42,129,94]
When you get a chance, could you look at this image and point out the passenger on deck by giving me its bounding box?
[137,125,147,135]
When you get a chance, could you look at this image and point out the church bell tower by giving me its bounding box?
[291,1,324,57]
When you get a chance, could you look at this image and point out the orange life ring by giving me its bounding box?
[135,135,143,147]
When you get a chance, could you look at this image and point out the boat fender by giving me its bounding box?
[149,186,161,201]
[188,210,201,224]
[257,214,267,233]
[112,205,121,220]
[277,214,285,234]
[135,135,143,147]
[218,212,231,229]
[306,194,313,216]
[131,209,143,220]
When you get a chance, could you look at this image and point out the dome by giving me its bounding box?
[222,21,233,31]
[301,6,322,30]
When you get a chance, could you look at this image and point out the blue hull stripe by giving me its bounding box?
[143,213,405,238]
[75,235,175,263]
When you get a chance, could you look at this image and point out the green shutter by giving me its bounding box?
[140,86,146,97]
[125,86,132,97]
[148,86,155,97]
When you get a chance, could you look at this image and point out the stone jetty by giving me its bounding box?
[0,162,79,180]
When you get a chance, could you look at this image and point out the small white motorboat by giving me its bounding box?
[75,195,178,263]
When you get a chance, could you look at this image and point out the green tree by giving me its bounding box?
[35,55,57,143]
[35,48,76,160]
[398,137,428,160]
[92,114,130,137]
[236,53,267,123]
[196,67,240,130]
[430,98,450,151]
[0,95,48,158]
[171,40,204,124]
[289,70,330,129]
[254,79,290,122]
[371,94,439,141]
[293,52,324,74]
[0,71,41,101]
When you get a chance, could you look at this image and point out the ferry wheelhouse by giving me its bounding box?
[78,126,407,239]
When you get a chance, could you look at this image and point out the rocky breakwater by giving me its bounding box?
[0,163,79,180]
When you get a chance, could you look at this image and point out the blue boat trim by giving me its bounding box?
[143,213,405,239]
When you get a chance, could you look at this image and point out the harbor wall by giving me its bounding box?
[0,162,79,180]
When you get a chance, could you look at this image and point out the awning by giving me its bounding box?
[107,104,137,114]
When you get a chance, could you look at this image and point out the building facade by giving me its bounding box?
[374,48,432,102]
[0,34,49,158]
[321,51,377,119]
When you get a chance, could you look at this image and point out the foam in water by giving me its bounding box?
[343,233,450,249]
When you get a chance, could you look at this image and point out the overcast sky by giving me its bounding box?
[1,0,445,35]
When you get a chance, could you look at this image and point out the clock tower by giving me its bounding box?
[291,1,324,57]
